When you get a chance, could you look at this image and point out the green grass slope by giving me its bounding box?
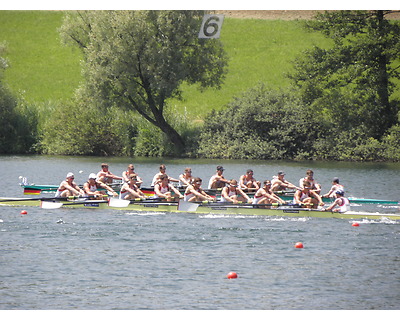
[172,18,330,119]
[0,11,330,117]
[0,11,82,103]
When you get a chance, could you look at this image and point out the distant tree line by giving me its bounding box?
[1,10,399,161]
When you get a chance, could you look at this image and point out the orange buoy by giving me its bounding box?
[227,272,238,279]
[295,242,304,248]
[352,222,360,227]
[20,210,28,215]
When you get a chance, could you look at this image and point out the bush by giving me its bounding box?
[381,125,400,161]
[38,101,137,156]
[133,106,199,158]
[197,84,320,160]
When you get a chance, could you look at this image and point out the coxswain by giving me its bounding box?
[55,172,85,198]
[323,177,344,198]
[323,190,349,212]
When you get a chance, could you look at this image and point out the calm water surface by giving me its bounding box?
[1,155,399,309]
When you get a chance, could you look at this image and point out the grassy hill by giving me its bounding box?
[0,11,330,118]
[0,11,82,103]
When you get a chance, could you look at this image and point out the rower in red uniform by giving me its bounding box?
[154,174,183,202]
[253,180,286,205]
[119,174,146,200]
[294,181,324,209]
[299,169,321,194]
[83,173,118,198]
[184,177,214,202]
[122,164,143,187]
[55,172,85,198]
[220,179,251,204]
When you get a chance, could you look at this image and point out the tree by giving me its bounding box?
[59,10,228,154]
[198,85,319,160]
[289,10,400,138]
[0,42,38,154]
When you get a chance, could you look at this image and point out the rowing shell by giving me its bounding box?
[20,184,400,205]
[1,197,400,221]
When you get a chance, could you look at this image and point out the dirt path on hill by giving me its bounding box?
[215,10,400,20]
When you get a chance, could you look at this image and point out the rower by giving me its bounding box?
[271,171,299,192]
[154,174,183,202]
[96,163,123,184]
[151,164,179,187]
[55,172,85,198]
[122,164,143,187]
[220,179,252,204]
[253,180,286,205]
[83,173,118,198]
[293,181,324,209]
[208,165,230,189]
[323,190,349,212]
[184,177,214,202]
[299,169,321,194]
[119,174,146,200]
[179,167,195,188]
[239,169,260,191]
[323,177,344,198]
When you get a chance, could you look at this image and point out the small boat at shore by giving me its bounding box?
[1,196,400,221]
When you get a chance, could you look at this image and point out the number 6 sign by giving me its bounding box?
[198,14,224,39]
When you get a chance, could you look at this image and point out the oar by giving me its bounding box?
[41,200,108,209]
[108,197,174,207]
[0,195,92,203]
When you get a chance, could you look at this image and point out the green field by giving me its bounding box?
[0,11,330,118]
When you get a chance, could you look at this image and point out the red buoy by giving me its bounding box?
[20,210,28,215]
[352,222,360,227]
[227,272,238,279]
[295,242,304,248]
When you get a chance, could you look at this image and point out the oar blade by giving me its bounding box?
[41,201,63,209]
[108,197,130,208]
[178,200,199,212]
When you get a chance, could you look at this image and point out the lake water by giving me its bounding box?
[1,155,399,310]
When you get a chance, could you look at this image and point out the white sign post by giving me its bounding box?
[198,14,224,39]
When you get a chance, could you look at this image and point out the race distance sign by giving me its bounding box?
[198,14,224,39]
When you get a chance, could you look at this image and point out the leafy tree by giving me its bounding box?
[59,10,228,155]
[0,42,39,154]
[38,101,137,156]
[198,85,319,160]
[289,10,400,138]
[0,59,18,153]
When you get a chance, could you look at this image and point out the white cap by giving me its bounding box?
[66,172,74,178]
[88,173,97,180]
